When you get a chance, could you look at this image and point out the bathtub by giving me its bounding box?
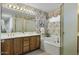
[41,35,60,55]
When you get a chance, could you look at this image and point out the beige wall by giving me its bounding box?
[63,3,77,55]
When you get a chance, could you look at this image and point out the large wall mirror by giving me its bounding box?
[1,3,36,33]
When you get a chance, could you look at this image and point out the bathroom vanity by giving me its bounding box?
[1,33,40,55]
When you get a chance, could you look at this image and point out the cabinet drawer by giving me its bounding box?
[24,38,29,41]
[24,41,29,44]
[24,43,29,46]
[23,46,29,53]
[23,41,29,46]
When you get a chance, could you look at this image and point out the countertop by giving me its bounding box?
[0,32,40,40]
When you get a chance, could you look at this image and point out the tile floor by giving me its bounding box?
[26,49,50,55]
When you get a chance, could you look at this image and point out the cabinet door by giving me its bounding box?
[30,36,37,51]
[14,38,23,55]
[23,37,29,53]
[35,36,40,49]
[1,39,14,55]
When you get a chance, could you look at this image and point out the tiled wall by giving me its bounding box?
[35,13,48,34]
[48,15,60,36]
[47,8,60,37]
[35,8,60,37]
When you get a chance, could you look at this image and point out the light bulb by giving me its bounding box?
[20,8,23,10]
[16,6,19,10]
[8,4,12,8]
[13,6,16,9]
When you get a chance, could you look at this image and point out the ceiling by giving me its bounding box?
[25,3,62,12]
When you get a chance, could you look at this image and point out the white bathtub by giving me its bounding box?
[41,35,60,55]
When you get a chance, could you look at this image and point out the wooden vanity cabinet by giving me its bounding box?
[14,38,23,55]
[1,39,14,55]
[1,35,40,55]
[23,37,30,53]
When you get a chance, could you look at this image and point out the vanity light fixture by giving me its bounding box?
[3,4,36,16]
[20,8,23,11]
[7,4,17,10]
[23,8,26,11]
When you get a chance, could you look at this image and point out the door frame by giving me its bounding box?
[60,3,64,55]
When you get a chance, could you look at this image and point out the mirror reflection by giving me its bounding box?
[1,14,13,33]
[1,3,37,33]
